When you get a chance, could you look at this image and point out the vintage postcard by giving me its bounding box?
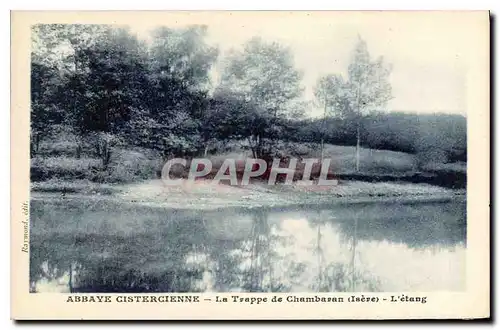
[11,10,490,320]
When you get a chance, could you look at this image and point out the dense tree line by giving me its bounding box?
[31,24,466,174]
[285,112,467,163]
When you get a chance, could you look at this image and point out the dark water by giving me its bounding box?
[29,196,466,293]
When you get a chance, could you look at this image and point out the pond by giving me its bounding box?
[29,196,466,293]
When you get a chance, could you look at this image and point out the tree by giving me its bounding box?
[32,24,115,158]
[209,91,269,158]
[30,60,63,157]
[314,74,350,162]
[346,37,392,171]
[141,25,219,158]
[315,37,392,172]
[71,27,150,166]
[148,25,219,92]
[30,24,80,157]
[218,37,304,160]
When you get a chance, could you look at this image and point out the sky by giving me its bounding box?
[125,11,479,118]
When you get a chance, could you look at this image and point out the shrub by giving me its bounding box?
[98,148,162,183]
[415,149,449,171]
[30,157,101,181]
[31,148,162,184]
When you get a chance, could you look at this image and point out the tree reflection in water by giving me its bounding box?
[205,209,293,292]
[309,210,380,292]
[30,214,211,293]
[30,200,462,293]
[204,208,380,292]
[30,208,381,293]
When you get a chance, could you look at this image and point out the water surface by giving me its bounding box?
[30,197,466,293]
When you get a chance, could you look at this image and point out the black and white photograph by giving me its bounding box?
[10,10,490,320]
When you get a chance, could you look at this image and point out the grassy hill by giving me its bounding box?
[30,132,466,197]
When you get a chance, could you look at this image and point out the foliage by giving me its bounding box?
[314,37,393,171]
[30,25,466,183]
[217,37,304,159]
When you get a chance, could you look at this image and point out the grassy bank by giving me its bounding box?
[31,137,466,187]
[31,134,467,210]
[31,178,465,211]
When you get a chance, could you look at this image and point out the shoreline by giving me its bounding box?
[31,179,466,211]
